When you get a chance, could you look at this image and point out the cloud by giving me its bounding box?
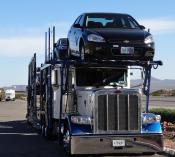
[1,18,175,57]
[139,18,175,34]
[0,22,71,57]
[0,37,44,57]
[0,22,70,38]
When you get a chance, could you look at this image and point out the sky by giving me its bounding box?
[0,0,175,86]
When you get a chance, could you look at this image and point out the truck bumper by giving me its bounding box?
[70,133,163,155]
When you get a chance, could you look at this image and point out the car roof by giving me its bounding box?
[58,38,67,40]
[82,12,130,16]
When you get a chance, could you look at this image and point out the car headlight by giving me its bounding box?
[71,116,92,125]
[87,34,105,42]
[144,35,154,44]
[142,113,161,125]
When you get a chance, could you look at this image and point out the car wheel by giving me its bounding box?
[41,125,45,136]
[63,128,71,155]
[44,126,53,139]
[80,44,85,60]
[67,47,71,59]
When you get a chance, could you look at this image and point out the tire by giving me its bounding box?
[80,44,85,60]
[44,126,53,139]
[63,127,71,155]
[41,125,45,136]
[66,47,70,59]
[44,126,48,137]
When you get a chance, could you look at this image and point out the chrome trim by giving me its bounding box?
[128,94,130,130]
[106,94,109,131]
[123,40,130,44]
[117,95,119,130]
[70,134,163,155]
[94,89,141,133]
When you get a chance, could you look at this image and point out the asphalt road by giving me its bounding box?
[144,96,175,109]
[0,100,168,157]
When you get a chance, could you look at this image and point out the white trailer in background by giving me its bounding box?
[5,89,15,101]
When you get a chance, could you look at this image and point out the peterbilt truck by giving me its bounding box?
[27,27,163,156]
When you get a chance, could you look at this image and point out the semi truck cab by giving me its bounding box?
[50,62,163,155]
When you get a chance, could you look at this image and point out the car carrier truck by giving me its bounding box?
[27,27,163,156]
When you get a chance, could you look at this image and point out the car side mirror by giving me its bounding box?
[139,25,145,30]
[74,24,81,28]
[53,43,57,48]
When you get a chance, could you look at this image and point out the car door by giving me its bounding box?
[68,15,82,56]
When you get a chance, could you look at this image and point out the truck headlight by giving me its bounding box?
[142,113,161,125]
[87,34,105,42]
[71,116,92,125]
[144,35,154,44]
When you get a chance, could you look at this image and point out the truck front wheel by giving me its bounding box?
[63,126,72,156]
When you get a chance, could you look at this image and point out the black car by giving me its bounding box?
[54,38,68,60]
[68,13,154,61]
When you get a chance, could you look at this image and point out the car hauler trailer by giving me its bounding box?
[27,27,163,156]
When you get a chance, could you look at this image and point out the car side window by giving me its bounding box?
[78,15,85,27]
[74,15,82,25]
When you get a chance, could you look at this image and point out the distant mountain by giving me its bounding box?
[2,76,175,93]
[3,85,27,92]
[131,77,175,92]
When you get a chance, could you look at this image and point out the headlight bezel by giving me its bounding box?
[87,34,105,43]
[71,116,92,125]
[144,35,154,44]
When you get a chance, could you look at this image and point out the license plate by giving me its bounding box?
[112,140,125,147]
[121,47,134,54]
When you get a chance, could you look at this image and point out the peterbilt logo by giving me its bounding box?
[123,40,130,43]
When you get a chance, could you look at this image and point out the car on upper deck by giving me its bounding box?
[54,38,68,60]
[67,12,154,61]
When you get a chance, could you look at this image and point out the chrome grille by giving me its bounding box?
[108,39,144,44]
[95,94,140,133]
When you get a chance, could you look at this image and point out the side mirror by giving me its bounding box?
[74,24,81,28]
[139,25,145,30]
[53,43,57,48]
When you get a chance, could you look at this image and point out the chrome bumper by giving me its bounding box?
[70,134,163,155]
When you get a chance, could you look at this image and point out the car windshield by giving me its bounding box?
[85,14,140,29]
[76,67,127,87]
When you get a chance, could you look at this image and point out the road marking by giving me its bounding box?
[0,133,38,136]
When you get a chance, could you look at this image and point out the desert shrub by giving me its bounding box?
[15,93,27,100]
[150,108,175,123]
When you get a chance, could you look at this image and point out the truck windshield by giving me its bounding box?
[76,68,127,87]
